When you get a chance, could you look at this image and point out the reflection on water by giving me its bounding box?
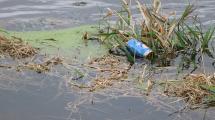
[0,0,215,120]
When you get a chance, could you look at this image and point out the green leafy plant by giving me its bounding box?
[96,0,215,70]
[174,16,215,71]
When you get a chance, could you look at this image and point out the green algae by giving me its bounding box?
[8,25,108,61]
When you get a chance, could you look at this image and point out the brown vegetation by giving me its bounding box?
[17,57,63,73]
[0,35,37,58]
[165,74,215,107]
[85,55,131,91]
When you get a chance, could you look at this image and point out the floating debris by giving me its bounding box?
[85,55,131,91]
[0,35,37,59]
[164,73,215,108]
[72,2,87,6]
[17,57,63,73]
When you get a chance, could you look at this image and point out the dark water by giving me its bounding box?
[0,0,215,31]
[0,0,215,120]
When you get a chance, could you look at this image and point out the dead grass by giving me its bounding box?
[0,34,63,73]
[0,35,37,58]
[165,73,215,107]
[85,55,131,91]
[17,57,63,73]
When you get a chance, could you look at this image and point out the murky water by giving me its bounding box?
[0,0,215,120]
[0,0,121,31]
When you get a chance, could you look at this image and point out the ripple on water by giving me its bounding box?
[0,1,214,120]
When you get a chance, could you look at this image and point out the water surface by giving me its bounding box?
[0,0,215,120]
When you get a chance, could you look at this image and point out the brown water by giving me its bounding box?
[0,0,215,120]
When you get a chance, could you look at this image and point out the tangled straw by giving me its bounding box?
[0,35,37,59]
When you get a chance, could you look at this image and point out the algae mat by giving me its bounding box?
[9,25,107,62]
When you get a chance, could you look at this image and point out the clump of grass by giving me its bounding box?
[98,0,186,63]
[164,73,215,108]
[0,35,37,59]
[97,0,215,68]
[174,16,215,71]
